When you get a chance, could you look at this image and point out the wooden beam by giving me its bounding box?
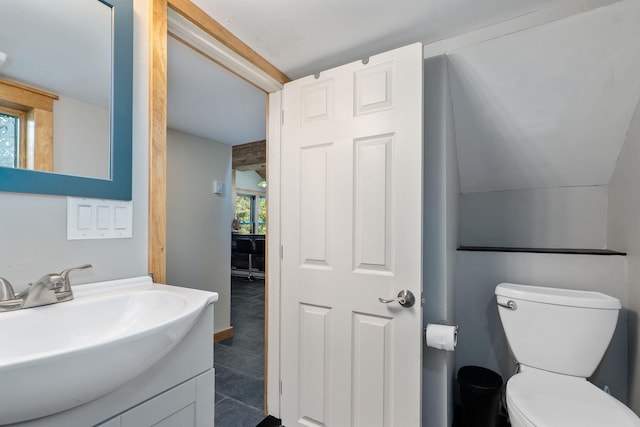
[232,140,266,169]
[148,0,168,284]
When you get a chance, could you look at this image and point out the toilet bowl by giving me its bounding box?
[507,368,638,426]
[495,283,640,426]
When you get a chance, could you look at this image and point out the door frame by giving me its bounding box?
[148,0,289,416]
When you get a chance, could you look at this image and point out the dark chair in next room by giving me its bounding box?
[235,237,256,281]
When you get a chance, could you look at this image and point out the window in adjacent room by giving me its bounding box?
[236,193,266,234]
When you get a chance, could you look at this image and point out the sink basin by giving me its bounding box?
[0,276,218,424]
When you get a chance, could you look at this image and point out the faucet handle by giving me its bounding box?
[0,277,16,301]
[59,264,93,290]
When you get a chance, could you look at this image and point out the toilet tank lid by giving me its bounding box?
[495,283,621,309]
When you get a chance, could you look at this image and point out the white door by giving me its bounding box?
[280,43,423,427]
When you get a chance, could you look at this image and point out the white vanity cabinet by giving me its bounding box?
[97,370,214,427]
[12,291,216,427]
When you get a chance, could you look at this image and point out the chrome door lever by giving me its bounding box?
[378,290,415,308]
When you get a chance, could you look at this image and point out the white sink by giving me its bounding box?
[0,276,218,424]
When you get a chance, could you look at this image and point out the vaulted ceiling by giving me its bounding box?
[449,0,640,192]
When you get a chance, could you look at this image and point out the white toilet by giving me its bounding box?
[495,282,640,426]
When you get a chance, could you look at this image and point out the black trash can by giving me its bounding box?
[457,366,503,427]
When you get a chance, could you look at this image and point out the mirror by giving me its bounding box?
[0,0,132,200]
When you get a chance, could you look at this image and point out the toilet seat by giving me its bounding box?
[506,370,640,426]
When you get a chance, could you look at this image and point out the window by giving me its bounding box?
[235,193,266,234]
[257,195,266,234]
[0,78,58,172]
[0,111,19,168]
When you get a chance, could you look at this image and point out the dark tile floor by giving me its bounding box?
[215,277,267,426]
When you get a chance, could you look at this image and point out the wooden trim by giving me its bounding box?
[32,109,53,172]
[0,78,58,112]
[168,0,290,86]
[213,326,234,343]
[148,0,168,284]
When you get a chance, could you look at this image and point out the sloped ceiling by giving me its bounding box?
[449,0,640,193]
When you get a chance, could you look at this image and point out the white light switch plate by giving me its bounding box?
[67,197,133,240]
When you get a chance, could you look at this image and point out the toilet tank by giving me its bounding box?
[495,283,621,378]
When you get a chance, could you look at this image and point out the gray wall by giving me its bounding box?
[0,0,150,291]
[422,56,459,427]
[166,128,232,334]
[608,97,640,411]
[460,186,608,249]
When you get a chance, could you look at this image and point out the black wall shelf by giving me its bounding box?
[457,246,626,256]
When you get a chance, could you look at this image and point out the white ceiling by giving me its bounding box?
[0,0,110,107]
[190,0,569,80]
[169,0,577,146]
[449,0,640,192]
[167,37,266,146]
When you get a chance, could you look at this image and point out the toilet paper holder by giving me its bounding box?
[425,323,459,351]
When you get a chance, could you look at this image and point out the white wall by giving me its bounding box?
[460,186,608,248]
[607,97,640,411]
[455,251,629,403]
[448,0,640,194]
[235,169,265,193]
[53,95,110,179]
[422,56,459,427]
[0,0,149,291]
[166,128,232,334]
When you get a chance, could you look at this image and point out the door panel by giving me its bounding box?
[281,43,423,427]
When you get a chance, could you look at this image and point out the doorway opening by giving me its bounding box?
[149,0,290,421]
[164,42,268,426]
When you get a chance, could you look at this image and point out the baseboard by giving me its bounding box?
[214,326,234,343]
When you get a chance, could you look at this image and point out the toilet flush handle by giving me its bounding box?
[497,300,517,310]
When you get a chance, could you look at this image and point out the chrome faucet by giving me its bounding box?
[0,264,92,312]
[17,274,65,308]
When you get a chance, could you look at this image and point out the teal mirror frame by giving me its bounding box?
[0,0,133,201]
